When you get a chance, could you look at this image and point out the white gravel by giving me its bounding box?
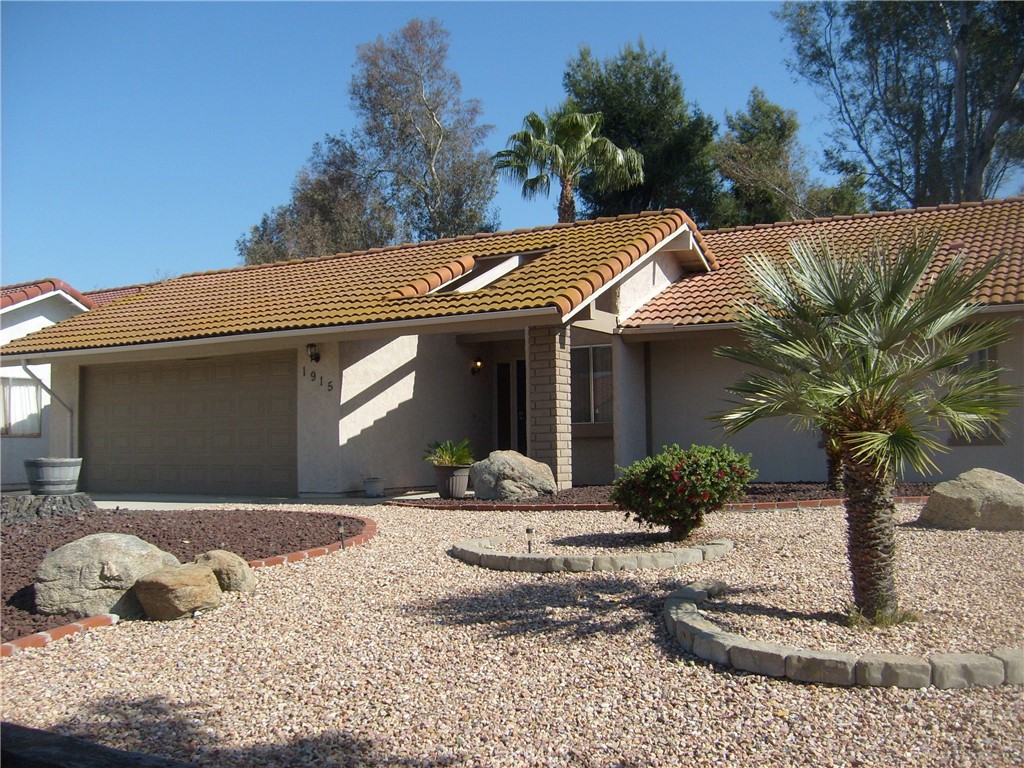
[2,502,1022,767]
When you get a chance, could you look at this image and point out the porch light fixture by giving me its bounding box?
[471,357,483,375]
[306,343,320,363]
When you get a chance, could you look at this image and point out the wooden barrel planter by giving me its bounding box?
[24,458,83,495]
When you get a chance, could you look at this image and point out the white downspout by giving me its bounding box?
[21,362,74,457]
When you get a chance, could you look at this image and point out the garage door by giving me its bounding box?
[81,351,297,496]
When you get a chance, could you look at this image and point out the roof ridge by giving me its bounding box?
[0,278,96,310]
[83,280,159,295]
[161,210,692,283]
[700,196,1024,236]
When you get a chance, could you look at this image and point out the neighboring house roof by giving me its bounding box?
[1,210,705,356]
[83,282,154,307]
[622,197,1024,330]
[0,278,96,311]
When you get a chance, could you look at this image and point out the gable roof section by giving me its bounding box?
[83,282,154,307]
[622,197,1024,330]
[2,210,703,356]
[1,278,96,311]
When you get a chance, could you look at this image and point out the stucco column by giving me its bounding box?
[612,336,648,476]
[527,324,572,490]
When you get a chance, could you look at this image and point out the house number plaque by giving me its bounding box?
[301,365,334,391]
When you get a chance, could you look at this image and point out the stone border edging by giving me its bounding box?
[664,580,1023,689]
[451,535,734,572]
[0,515,378,658]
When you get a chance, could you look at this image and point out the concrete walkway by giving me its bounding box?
[4,489,442,511]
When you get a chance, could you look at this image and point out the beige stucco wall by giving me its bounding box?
[643,313,1024,483]
[297,333,491,494]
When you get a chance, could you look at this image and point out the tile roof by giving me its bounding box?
[83,282,155,307]
[1,210,699,356]
[623,198,1024,329]
[0,278,96,311]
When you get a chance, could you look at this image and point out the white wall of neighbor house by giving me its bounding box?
[2,295,89,486]
[297,333,492,494]
[642,313,1024,484]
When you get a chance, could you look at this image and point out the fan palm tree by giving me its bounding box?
[715,232,1017,623]
[493,108,644,223]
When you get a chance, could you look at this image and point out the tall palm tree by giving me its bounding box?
[715,232,1017,623]
[493,109,644,223]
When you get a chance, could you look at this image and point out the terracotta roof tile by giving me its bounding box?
[2,210,698,355]
[623,198,1024,329]
[1,278,96,310]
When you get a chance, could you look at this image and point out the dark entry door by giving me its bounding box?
[496,359,527,452]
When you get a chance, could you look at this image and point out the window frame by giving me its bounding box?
[1,376,43,438]
[571,344,613,425]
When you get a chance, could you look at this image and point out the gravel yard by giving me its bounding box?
[1,502,1021,767]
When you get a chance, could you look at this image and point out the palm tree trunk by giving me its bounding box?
[823,429,843,494]
[842,458,899,622]
[557,177,576,223]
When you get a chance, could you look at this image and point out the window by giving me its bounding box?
[1,377,42,437]
[571,345,613,423]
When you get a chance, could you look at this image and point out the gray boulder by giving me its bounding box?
[918,468,1024,531]
[134,564,222,621]
[470,450,557,500]
[194,549,256,593]
[35,533,179,619]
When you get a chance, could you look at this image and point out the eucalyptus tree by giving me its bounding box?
[494,108,644,223]
[777,1,1024,207]
[715,234,1017,622]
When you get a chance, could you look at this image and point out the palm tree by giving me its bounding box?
[493,108,644,223]
[715,232,1017,623]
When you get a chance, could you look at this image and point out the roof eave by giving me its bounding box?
[0,306,562,364]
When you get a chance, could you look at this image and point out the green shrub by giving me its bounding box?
[611,444,757,540]
[423,438,475,466]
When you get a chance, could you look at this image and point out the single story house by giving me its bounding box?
[2,198,1021,496]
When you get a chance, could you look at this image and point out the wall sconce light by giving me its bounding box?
[306,343,320,363]
[471,356,483,375]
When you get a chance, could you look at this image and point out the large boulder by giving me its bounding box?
[35,533,179,619]
[918,468,1024,531]
[134,564,222,621]
[470,450,557,501]
[194,549,256,593]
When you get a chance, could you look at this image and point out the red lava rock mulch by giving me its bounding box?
[1,508,364,644]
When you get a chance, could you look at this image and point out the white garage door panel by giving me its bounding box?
[81,352,297,496]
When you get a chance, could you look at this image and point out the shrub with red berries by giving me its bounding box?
[611,444,757,540]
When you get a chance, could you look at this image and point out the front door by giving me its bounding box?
[495,359,527,453]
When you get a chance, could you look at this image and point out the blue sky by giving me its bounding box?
[2,1,834,291]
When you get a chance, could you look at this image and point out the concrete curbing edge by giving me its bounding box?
[450,536,733,573]
[663,580,1022,689]
[0,515,378,658]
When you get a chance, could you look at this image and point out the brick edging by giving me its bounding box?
[395,496,930,513]
[664,580,1022,689]
[0,515,378,658]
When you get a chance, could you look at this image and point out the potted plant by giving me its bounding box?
[24,457,83,496]
[424,439,475,499]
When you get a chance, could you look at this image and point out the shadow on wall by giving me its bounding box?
[334,335,492,492]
